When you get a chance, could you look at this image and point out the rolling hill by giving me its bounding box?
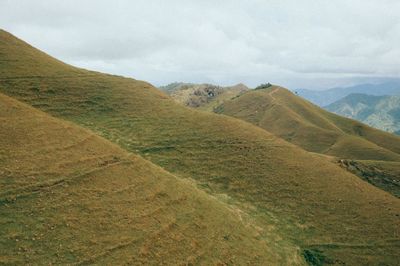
[297,81,400,106]
[1,29,400,265]
[326,93,400,135]
[0,92,294,264]
[216,86,400,161]
[215,86,400,197]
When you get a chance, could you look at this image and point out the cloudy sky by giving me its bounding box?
[1,0,400,89]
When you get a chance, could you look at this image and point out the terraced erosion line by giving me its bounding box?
[0,159,130,202]
[305,239,400,249]
[77,237,142,265]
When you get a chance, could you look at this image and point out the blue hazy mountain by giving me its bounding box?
[326,93,400,135]
[297,81,400,107]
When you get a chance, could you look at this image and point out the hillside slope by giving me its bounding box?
[1,29,400,265]
[0,93,294,264]
[326,93,400,135]
[338,159,400,198]
[216,86,400,197]
[216,86,400,161]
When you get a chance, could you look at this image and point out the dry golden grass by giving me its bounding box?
[0,93,299,264]
[216,86,400,161]
[216,86,400,200]
[1,29,400,265]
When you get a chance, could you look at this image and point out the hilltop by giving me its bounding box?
[1,29,400,265]
[214,86,400,196]
[160,82,248,111]
[216,86,400,161]
[326,93,400,135]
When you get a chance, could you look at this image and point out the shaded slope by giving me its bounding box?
[337,159,400,198]
[0,93,293,265]
[1,29,400,265]
[217,86,400,161]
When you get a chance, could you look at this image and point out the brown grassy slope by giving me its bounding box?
[1,29,400,264]
[216,86,400,161]
[216,86,400,198]
[0,92,295,265]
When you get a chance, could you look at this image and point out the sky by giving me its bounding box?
[1,0,400,90]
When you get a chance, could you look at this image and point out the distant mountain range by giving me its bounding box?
[326,93,400,135]
[297,82,400,106]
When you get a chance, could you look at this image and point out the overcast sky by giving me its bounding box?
[1,0,400,89]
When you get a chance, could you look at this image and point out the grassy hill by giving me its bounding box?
[215,86,400,197]
[0,92,296,264]
[160,82,248,111]
[1,29,400,265]
[326,93,400,135]
[337,159,400,198]
[216,86,400,161]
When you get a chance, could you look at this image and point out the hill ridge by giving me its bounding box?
[1,29,399,265]
[217,85,400,161]
[0,92,295,264]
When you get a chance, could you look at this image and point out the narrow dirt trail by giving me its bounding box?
[268,88,279,101]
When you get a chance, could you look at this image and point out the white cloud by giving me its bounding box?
[1,0,400,89]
